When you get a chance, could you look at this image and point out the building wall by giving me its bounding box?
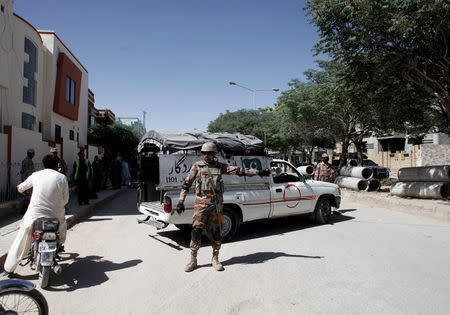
[39,32,89,149]
[415,144,450,167]
[0,133,8,192]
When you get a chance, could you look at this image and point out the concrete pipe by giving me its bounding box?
[390,181,449,199]
[397,165,450,182]
[335,176,368,191]
[366,179,380,192]
[297,165,315,176]
[339,166,373,180]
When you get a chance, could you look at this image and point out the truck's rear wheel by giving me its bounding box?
[314,196,332,224]
[221,208,238,242]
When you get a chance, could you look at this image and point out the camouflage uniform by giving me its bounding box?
[180,160,259,251]
[314,162,336,183]
[20,157,35,182]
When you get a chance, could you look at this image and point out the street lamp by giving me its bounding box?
[228,81,279,109]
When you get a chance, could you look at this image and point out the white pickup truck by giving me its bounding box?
[137,145,341,240]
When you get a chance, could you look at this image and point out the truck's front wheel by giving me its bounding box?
[221,208,238,242]
[314,196,332,224]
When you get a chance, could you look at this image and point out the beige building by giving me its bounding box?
[0,1,99,197]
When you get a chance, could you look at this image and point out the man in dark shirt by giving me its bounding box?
[72,151,92,205]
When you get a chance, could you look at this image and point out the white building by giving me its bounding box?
[0,1,98,196]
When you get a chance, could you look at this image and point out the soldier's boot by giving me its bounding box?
[211,249,224,271]
[184,250,198,272]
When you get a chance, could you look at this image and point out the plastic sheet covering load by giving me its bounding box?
[335,176,368,191]
[139,130,265,155]
[390,182,449,199]
[339,166,373,180]
[397,165,450,182]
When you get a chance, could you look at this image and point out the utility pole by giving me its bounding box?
[142,110,147,129]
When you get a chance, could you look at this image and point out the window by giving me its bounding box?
[55,124,61,141]
[69,130,74,140]
[23,38,37,105]
[66,76,76,105]
[270,161,301,184]
[89,115,95,128]
[77,132,79,145]
[21,113,35,130]
[38,121,42,133]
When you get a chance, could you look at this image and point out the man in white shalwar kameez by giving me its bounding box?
[3,154,69,275]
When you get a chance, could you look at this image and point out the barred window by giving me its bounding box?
[23,38,37,105]
[69,130,74,140]
[21,112,35,130]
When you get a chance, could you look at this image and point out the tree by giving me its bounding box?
[306,0,450,129]
[276,78,336,163]
[88,123,139,162]
[207,108,296,155]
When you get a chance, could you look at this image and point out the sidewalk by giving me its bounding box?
[0,188,127,260]
[341,188,450,222]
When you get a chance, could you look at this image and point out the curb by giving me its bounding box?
[341,189,450,222]
[66,189,128,227]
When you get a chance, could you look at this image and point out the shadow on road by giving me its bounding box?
[222,251,323,266]
[45,253,142,292]
[155,211,356,249]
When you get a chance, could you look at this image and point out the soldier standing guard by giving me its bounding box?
[314,153,340,214]
[19,149,35,213]
[176,142,271,272]
[20,149,35,182]
[314,153,336,182]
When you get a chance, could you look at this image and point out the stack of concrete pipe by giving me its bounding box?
[297,165,315,177]
[390,165,449,200]
[335,166,380,191]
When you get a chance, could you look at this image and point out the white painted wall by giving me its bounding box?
[0,133,8,191]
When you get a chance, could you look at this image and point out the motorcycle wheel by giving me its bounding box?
[0,288,49,315]
[38,266,50,289]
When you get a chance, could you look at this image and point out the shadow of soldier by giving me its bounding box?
[221,251,323,267]
[45,253,142,292]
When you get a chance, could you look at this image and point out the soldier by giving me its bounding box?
[19,149,35,213]
[314,153,336,183]
[176,142,271,272]
[20,149,35,182]
[314,153,340,214]
[50,147,68,175]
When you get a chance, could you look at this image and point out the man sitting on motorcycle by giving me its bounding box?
[2,154,69,277]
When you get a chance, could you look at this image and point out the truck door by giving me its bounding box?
[269,161,314,217]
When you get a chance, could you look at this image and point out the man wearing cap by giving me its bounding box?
[176,142,271,272]
[314,153,336,183]
[50,147,68,176]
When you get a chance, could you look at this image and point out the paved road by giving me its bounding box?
[10,190,450,314]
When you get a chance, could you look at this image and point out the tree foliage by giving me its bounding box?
[306,0,450,130]
[88,123,139,161]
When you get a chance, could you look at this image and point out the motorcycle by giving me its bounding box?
[22,218,63,289]
[0,278,48,314]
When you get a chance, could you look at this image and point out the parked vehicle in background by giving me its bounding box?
[349,159,390,179]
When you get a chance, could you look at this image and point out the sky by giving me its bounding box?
[13,0,323,132]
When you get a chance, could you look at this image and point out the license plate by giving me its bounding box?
[38,242,57,252]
